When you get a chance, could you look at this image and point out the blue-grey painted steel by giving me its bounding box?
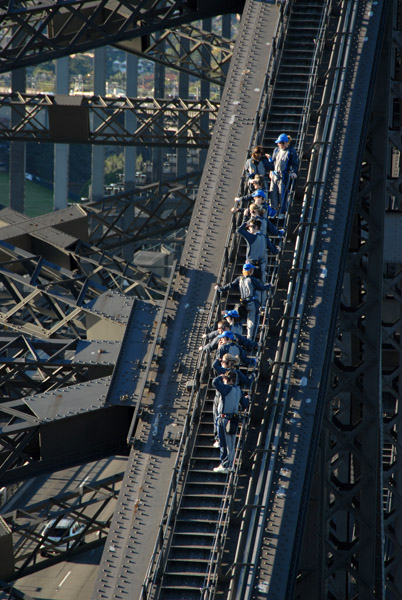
[384,211,402,263]
[92,0,282,597]
[105,299,161,406]
[0,0,245,75]
[1,1,392,598]
[244,2,389,598]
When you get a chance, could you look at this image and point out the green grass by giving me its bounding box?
[0,172,54,217]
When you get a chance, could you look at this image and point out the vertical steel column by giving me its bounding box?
[177,39,189,178]
[91,47,106,201]
[9,67,26,213]
[125,52,138,189]
[123,52,138,262]
[382,2,402,597]
[153,40,165,183]
[54,57,69,210]
[321,13,390,599]
[199,18,212,170]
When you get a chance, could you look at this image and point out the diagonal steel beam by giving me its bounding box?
[1,473,124,580]
[84,171,201,250]
[0,230,168,302]
[0,94,219,146]
[0,257,128,338]
[0,335,119,399]
[0,0,243,75]
[0,428,40,480]
[115,23,235,86]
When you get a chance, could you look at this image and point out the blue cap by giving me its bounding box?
[243,263,255,271]
[275,133,288,144]
[226,309,240,318]
[252,189,266,198]
[218,331,235,340]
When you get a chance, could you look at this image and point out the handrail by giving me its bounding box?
[139,2,299,597]
[148,4,297,597]
[230,1,362,597]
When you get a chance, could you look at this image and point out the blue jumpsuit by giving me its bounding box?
[212,375,249,469]
[211,360,252,442]
[220,275,270,339]
[268,145,299,214]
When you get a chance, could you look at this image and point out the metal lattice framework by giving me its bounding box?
[302,4,402,598]
[1,474,124,579]
[115,22,235,86]
[320,5,402,597]
[0,247,130,339]
[0,200,172,485]
[376,6,402,596]
[0,94,219,146]
[322,141,386,598]
[382,268,402,598]
[84,170,201,250]
[0,0,243,75]
[0,335,120,399]
[0,1,238,596]
[0,209,170,301]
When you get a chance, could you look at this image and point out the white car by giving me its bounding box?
[40,518,85,555]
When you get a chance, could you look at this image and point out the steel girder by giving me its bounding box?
[304,7,393,600]
[114,23,235,86]
[320,6,402,598]
[322,129,386,598]
[1,473,124,581]
[0,93,219,146]
[0,335,120,399]
[0,296,162,484]
[0,207,169,300]
[0,245,132,339]
[0,0,243,76]
[84,170,201,251]
[379,8,402,597]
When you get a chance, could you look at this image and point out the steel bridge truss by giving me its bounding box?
[320,116,386,599]
[0,0,243,77]
[0,199,173,486]
[291,3,402,599]
[0,244,132,340]
[115,22,234,87]
[317,5,402,598]
[0,335,120,400]
[0,206,169,301]
[0,94,219,146]
[68,242,168,300]
[0,297,162,486]
[84,170,201,251]
[1,473,124,581]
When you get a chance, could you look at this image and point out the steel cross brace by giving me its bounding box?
[0,0,243,75]
[115,22,235,86]
[0,335,119,399]
[1,473,124,580]
[0,258,128,338]
[0,94,219,146]
[84,171,201,250]
[0,223,169,301]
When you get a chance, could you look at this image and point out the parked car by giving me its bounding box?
[40,518,85,555]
